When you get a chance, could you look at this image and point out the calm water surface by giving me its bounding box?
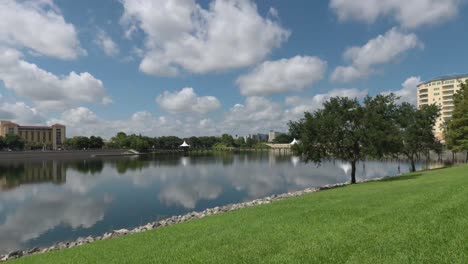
[0,152,441,254]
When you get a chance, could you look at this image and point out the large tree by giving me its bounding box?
[445,80,468,161]
[291,95,401,184]
[397,103,440,172]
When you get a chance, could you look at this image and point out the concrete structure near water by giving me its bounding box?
[0,121,66,150]
[417,74,468,141]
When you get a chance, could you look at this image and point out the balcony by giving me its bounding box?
[443,111,453,117]
[419,94,428,99]
[418,88,428,94]
[443,106,455,111]
[443,90,454,95]
[419,99,428,104]
[442,85,454,90]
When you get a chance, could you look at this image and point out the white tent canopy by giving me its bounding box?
[290,138,300,145]
[180,141,190,147]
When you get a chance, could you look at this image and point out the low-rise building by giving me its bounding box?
[0,121,66,150]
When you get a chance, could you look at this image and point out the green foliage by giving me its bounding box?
[212,143,229,149]
[65,136,104,150]
[221,134,235,147]
[12,165,468,264]
[291,95,402,183]
[3,133,25,150]
[445,80,468,155]
[397,103,440,171]
[290,94,441,182]
[273,133,293,144]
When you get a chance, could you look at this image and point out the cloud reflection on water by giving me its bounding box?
[0,153,420,254]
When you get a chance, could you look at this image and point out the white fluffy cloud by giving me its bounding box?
[331,28,422,83]
[223,97,284,133]
[45,88,368,138]
[285,88,369,118]
[382,76,421,105]
[156,88,221,114]
[95,30,119,57]
[236,56,327,96]
[0,48,111,110]
[0,0,84,59]
[0,100,45,125]
[47,107,219,138]
[121,0,290,76]
[330,0,463,29]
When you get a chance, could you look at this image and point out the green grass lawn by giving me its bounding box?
[11,165,468,264]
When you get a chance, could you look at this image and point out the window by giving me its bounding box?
[434,93,440,96]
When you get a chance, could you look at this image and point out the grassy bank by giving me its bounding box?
[12,165,468,264]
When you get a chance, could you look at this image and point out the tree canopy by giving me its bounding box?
[290,94,441,183]
[445,80,468,159]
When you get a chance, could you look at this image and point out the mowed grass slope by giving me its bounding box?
[12,165,468,264]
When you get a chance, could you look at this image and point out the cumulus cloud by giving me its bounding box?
[382,76,421,105]
[331,28,422,83]
[47,106,219,138]
[0,101,45,125]
[330,0,463,29]
[0,48,111,111]
[120,0,290,76]
[46,88,368,138]
[236,56,327,96]
[285,88,369,119]
[0,0,84,59]
[156,88,221,114]
[94,29,119,57]
[222,97,287,135]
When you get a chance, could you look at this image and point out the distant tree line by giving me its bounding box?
[105,132,272,151]
[289,93,442,184]
[64,136,105,150]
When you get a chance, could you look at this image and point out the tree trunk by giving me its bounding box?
[410,158,416,173]
[466,151,468,163]
[351,160,357,184]
[453,152,456,163]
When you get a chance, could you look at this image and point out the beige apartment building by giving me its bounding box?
[417,74,468,141]
[0,121,66,150]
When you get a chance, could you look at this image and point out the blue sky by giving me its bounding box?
[0,0,467,138]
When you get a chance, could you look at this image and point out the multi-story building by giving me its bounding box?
[417,74,468,141]
[0,121,66,150]
[268,130,282,143]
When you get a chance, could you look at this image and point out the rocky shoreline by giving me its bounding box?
[0,176,393,262]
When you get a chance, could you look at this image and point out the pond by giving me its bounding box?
[0,152,442,254]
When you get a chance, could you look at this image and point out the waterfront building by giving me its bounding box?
[268,130,282,143]
[417,74,468,141]
[0,121,66,150]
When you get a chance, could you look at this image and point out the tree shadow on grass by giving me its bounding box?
[379,173,423,182]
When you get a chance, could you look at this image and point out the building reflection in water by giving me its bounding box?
[0,161,66,191]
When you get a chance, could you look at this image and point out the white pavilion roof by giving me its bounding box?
[290,138,300,145]
[180,141,190,147]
